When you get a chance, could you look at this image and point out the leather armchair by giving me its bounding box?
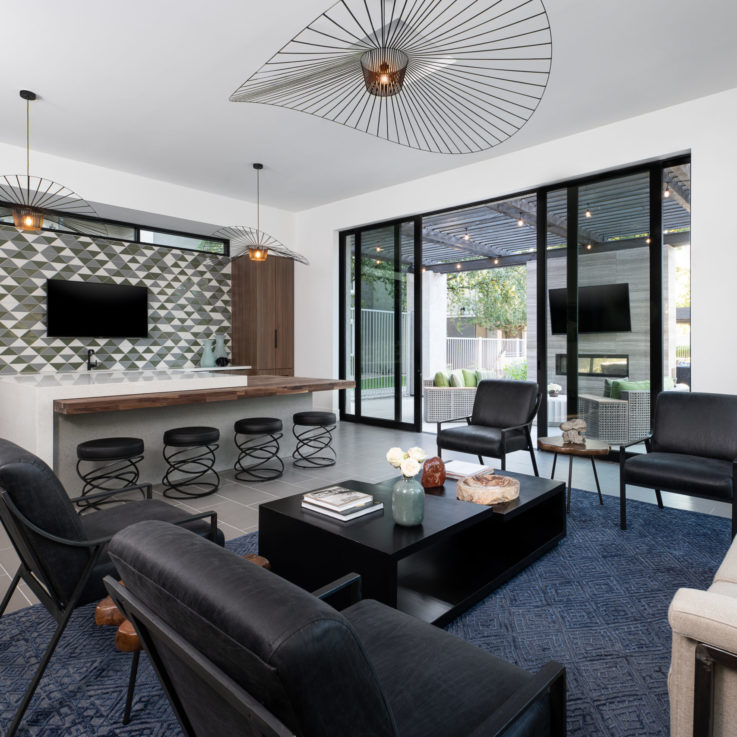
[436,379,541,476]
[106,520,566,737]
[619,391,737,537]
[0,438,225,737]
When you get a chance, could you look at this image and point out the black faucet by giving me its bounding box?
[86,349,98,371]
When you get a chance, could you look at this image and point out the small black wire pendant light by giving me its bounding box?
[0,90,96,232]
[230,0,552,155]
[213,164,309,264]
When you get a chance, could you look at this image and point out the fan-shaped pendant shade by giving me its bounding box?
[230,0,552,154]
[212,226,310,265]
[2,91,96,231]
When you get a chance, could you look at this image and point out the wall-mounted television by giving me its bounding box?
[549,283,631,335]
[46,279,148,338]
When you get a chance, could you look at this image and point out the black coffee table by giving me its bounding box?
[259,471,565,626]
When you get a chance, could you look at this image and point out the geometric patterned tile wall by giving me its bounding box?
[0,224,231,373]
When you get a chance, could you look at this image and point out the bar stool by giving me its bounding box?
[292,411,337,468]
[76,437,144,509]
[234,417,284,482]
[162,426,220,499]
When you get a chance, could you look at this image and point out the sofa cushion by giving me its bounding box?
[610,379,649,399]
[475,369,494,382]
[438,424,527,456]
[708,580,737,600]
[345,599,547,737]
[449,370,465,387]
[462,368,477,387]
[714,542,737,587]
[433,371,450,387]
[623,452,733,500]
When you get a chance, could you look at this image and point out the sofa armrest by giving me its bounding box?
[669,587,737,653]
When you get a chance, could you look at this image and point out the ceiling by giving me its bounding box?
[0,0,735,213]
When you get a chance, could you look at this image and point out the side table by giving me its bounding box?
[537,435,610,512]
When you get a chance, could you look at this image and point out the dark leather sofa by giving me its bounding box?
[106,521,566,737]
[620,391,737,536]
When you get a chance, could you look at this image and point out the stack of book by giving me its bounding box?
[301,486,383,521]
[444,460,492,479]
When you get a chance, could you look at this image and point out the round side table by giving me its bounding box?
[537,436,610,513]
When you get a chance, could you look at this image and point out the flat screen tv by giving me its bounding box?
[548,283,631,334]
[46,279,148,338]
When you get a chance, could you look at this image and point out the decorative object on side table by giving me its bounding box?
[421,456,446,489]
[386,446,426,526]
[213,334,228,364]
[456,472,520,505]
[560,418,586,444]
[199,338,216,368]
[547,382,562,397]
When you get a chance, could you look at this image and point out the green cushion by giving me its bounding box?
[475,369,494,383]
[610,379,650,399]
[664,376,675,390]
[433,371,450,387]
[462,368,477,387]
[449,370,465,387]
[603,378,617,398]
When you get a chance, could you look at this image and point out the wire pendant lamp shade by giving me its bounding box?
[1,90,96,231]
[213,164,309,265]
[230,0,552,154]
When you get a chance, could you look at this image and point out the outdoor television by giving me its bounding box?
[46,279,148,338]
[548,283,631,334]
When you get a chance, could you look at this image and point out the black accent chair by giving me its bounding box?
[437,379,541,476]
[105,520,566,737]
[0,438,225,737]
[620,391,737,536]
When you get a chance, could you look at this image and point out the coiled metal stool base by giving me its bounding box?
[292,423,336,468]
[162,444,220,498]
[235,432,284,481]
[76,455,143,510]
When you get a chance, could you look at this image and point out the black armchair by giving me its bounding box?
[619,391,737,537]
[0,438,225,737]
[437,379,541,476]
[106,520,566,737]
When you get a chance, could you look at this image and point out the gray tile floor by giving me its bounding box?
[0,422,729,614]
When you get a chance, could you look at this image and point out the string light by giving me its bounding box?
[517,217,524,227]
[585,207,592,218]
[664,185,670,198]
[494,257,499,265]
[585,243,592,250]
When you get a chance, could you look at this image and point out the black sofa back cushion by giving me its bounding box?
[0,438,89,606]
[652,391,737,461]
[471,379,538,429]
[109,521,397,737]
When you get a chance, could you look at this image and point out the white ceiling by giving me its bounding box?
[1,0,736,213]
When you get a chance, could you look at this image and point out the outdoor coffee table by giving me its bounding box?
[258,472,565,626]
[537,435,610,512]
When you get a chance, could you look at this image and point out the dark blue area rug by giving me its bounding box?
[0,490,730,736]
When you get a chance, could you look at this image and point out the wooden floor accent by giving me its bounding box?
[53,376,354,415]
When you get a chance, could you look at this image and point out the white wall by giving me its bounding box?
[294,86,737,408]
[0,141,296,246]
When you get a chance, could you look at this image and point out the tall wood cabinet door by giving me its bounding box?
[256,258,278,370]
[274,257,294,372]
[231,256,259,368]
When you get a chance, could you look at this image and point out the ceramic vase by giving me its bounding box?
[213,334,227,363]
[200,339,216,368]
[392,476,424,526]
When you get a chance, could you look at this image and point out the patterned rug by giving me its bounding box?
[0,490,730,736]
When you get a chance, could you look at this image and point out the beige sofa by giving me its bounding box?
[669,538,737,736]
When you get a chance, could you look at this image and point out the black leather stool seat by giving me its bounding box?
[163,426,219,447]
[293,411,336,426]
[77,437,144,461]
[235,417,283,435]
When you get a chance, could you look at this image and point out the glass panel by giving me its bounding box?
[344,234,356,416]
[577,171,651,449]
[0,206,136,240]
[139,229,225,254]
[545,188,568,438]
[663,163,691,390]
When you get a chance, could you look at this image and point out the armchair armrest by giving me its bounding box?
[669,587,737,654]
[619,435,652,451]
[467,661,566,737]
[500,421,534,435]
[69,482,153,505]
[437,415,472,427]
[312,572,362,611]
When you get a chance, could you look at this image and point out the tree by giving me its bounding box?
[446,266,527,337]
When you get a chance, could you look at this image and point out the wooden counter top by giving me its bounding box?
[53,376,354,415]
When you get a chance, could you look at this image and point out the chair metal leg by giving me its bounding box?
[591,457,604,505]
[529,447,539,477]
[501,456,506,471]
[122,650,140,725]
[5,607,75,737]
[551,453,558,479]
[620,475,627,530]
[477,455,483,464]
[0,570,21,618]
[655,489,664,509]
[567,455,573,513]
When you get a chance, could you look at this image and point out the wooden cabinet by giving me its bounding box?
[231,255,294,375]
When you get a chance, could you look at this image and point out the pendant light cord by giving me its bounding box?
[26,97,30,191]
[256,166,260,235]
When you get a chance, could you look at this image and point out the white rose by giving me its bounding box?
[407,446,426,463]
[386,447,406,468]
[400,457,420,477]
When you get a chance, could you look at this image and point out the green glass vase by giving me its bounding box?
[392,476,424,526]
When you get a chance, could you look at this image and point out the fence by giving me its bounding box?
[446,337,525,376]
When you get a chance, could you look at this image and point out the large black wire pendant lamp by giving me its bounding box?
[0,90,96,232]
[230,0,552,154]
[213,164,309,264]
